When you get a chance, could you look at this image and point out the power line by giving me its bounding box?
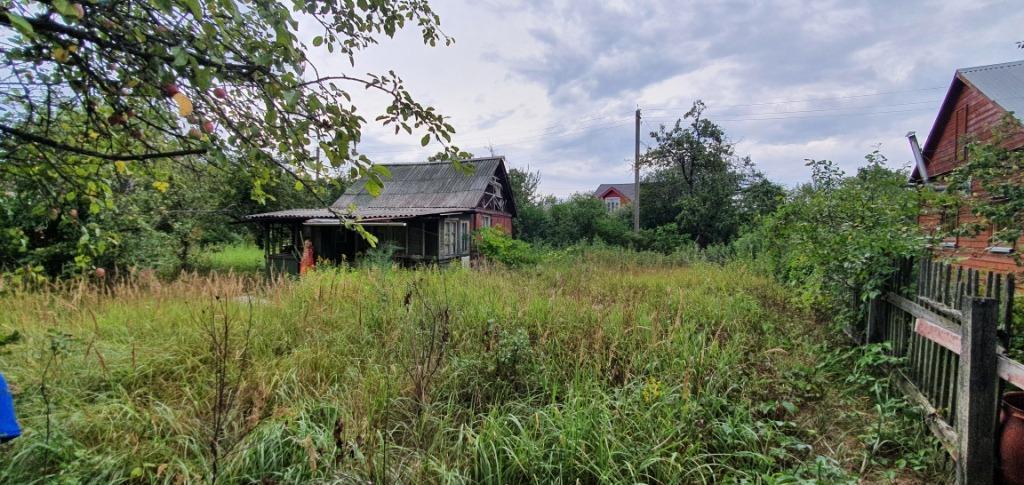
[643,86,947,112]
[360,118,634,159]
[363,114,630,154]
[646,98,940,120]
[358,86,950,160]
[646,106,934,123]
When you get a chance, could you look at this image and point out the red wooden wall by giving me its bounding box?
[919,78,1024,276]
[472,212,512,234]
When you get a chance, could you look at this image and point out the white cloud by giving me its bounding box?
[295,0,1024,196]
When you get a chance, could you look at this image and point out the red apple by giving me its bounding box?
[94,267,106,279]
[72,3,84,19]
[69,208,78,219]
[163,83,179,97]
[202,120,215,133]
[188,127,202,139]
[213,87,227,99]
[107,113,125,125]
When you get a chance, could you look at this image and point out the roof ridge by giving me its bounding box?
[376,156,504,167]
[957,59,1024,73]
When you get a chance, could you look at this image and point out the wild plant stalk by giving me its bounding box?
[203,297,254,483]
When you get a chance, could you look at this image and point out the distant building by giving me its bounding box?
[911,60,1024,274]
[244,157,516,272]
[593,183,635,212]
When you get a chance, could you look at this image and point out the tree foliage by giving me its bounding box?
[749,153,923,320]
[0,0,456,274]
[943,115,1024,252]
[642,101,783,245]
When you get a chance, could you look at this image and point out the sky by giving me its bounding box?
[308,0,1024,198]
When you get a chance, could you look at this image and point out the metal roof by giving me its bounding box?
[243,208,334,222]
[957,60,1024,122]
[244,157,516,222]
[333,157,508,211]
[594,183,636,200]
[911,60,1024,182]
[243,207,472,222]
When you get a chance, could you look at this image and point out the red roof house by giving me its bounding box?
[593,183,635,212]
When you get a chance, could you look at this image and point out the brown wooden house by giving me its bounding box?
[911,60,1024,273]
[244,157,516,272]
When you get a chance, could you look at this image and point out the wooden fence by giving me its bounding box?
[864,255,1023,483]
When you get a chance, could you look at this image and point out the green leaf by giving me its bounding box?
[312,36,324,47]
[365,178,382,197]
[181,0,202,18]
[371,164,391,179]
[52,0,78,18]
[5,13,34,36]
[420,133,430,146]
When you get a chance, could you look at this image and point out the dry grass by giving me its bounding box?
[0,249,946,483]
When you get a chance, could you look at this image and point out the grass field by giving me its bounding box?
[193,244,265,274]
[0,249,944,483]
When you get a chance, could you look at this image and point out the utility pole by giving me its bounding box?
[633,108,641,233]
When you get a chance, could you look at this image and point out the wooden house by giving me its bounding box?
[593,183,634,212]
[244,157,516,272]
[911,60,1024,273]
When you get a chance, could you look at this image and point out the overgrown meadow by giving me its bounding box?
[0,249,943,483]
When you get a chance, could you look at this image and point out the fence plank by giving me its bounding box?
[867,296,884,344]
[915,317,961,354]
[896,372,959,457]
[955,297,999,485]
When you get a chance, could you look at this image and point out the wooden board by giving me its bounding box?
[913,315,1024,389]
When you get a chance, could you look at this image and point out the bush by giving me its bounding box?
[476,227,540,267]
[748,154,923,322]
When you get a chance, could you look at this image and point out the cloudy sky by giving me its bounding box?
[311,0,1023,197]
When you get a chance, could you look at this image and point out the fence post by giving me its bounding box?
[956,297,999,485]
[866,295,884,344]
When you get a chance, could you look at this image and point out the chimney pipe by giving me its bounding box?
[907,131,928,184]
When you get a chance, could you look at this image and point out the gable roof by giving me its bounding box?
[245,156,516,222]
[958,60,1024,121]
[911,60,1024,182]
[594,183,635,200]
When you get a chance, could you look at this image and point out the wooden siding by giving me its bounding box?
[597,187,631,204]
[923,80,1024,178]
[918,77,1024,278]
[472,212,512,234]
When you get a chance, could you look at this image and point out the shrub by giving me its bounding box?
[749,154,923,322]
[476,227,540,267]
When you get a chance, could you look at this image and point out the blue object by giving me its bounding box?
[0,373,21,442]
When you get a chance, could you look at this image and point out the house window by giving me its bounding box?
[442,219,457,256]
[605,197,620,211]
[482,215,492,228]
[459,220,470,254]
[988,221,1016,254]
[954,105,969,161]
[442,218,470,257]
[938,205,958,249]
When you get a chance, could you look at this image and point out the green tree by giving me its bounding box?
[642,101,770,246]
[507,167,551,241]
[547,194,631,246]
[1,0,456,274]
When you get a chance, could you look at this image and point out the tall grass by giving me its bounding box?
[0,248,943,483]
[193,244,265,274]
